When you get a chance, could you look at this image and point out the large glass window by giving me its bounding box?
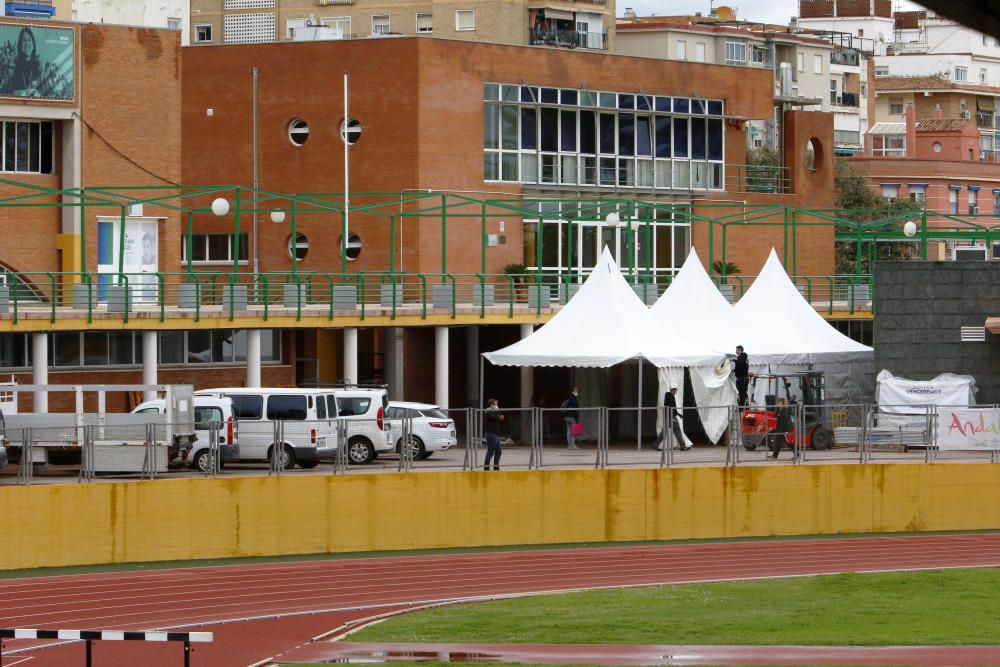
[484,83,724,191]
[0,121,53,174]
[725,39,746,65]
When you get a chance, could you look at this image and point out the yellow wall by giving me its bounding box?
[3,464,1000,570]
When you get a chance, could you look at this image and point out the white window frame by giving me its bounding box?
[981,68,988,84]
[909,187,925,207]
[797,52,804,72]
[874,65,889,76]
[813,54,823,74]
[167,16,181,29]
[194,23,212,42]
[880,185,899,201]
[695,42,705,62]
[320,16,351,37]
[455,9,475,31]
[675,40,686,60]
[372,14,389,34]
[889,99,904,115]
[955,66,968,82]
[416,12,432,33]
[725,39,746,65]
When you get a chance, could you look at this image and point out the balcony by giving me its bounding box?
[976,111,997,130]
[529,29,607,50]
[834,129,862,147]
[830,49,861,67]
[830,92,859,107]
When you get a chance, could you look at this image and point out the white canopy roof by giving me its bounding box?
[732,249,873,361]
[650,247,783,359]
[483,249,724,368]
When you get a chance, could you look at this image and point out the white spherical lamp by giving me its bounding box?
[270,210,286,224]
[211,197,230,217]
[605,211,620,227]
[903,221,917,237]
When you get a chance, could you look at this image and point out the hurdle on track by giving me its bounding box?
[0,628,213,667]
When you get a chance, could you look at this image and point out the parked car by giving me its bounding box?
[385,401,457,460]
[327,385,391,465]
[194,388,337,468]
[0,408,7,468]
[132,396,239,472]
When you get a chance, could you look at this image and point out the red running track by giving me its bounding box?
[1,533,999,666]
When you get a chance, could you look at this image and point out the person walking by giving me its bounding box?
[562,387,580,449]
[734,345,750,408]
[657,383,691,451]
[768,398,795,459]
[483,398,504,471]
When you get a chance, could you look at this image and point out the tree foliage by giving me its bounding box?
[834,160,919,274]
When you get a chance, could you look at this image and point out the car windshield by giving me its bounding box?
[194,406,224,430]
[419,408,448,419]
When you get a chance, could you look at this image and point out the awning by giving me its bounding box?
[867,122,906,135]
[540,9,574,21]
[978,96,995,111]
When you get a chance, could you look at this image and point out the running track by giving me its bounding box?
[1,533,999,666]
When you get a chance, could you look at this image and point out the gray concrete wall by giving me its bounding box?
[874,260,1000,403]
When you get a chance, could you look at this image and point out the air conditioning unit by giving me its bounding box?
[953,245,987,261]
[960,109,971,119]
[969,205,980,215]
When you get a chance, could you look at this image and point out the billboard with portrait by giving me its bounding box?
[0,23,74,101]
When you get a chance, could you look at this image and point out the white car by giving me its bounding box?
[385,402,457,460]
[132,396,239,472]
[330,386,392,465]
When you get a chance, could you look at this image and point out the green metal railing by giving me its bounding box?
[0,269,875,326]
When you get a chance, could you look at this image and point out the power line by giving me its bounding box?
[72,111,181,187]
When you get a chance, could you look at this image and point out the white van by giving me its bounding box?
[132,396,239,472]
[194,387,337,468]
[327,385,391,464]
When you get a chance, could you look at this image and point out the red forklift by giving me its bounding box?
[741,371,834,452]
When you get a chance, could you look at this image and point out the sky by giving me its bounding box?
[616,0,926,24]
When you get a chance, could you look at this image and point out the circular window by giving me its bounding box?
[933,141,943,153]
[287,233,309,260]
[340,232,362,261]
[288,118,309,146]
[339,116,362,145]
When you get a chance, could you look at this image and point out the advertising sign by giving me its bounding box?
[936,407,1000,450]
[0,23,74,101]
[876,370,975,414]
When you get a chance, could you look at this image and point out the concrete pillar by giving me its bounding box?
[383,327,404,400]
[61,115,82,235]
[142,331,158,401]
[343,327,358,385]
[520,324,534,409]
[32,332,47,413]
[246,329,261,388]
[466,325,479,407]
[435,326,449,408]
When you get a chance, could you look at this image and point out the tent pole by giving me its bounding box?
[637,357,643,451]
[479,355,484,410]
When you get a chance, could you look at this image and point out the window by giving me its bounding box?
[341,232,362,260]
[288,233,309,260]
[889,99,904,115]
[320,16,350,37]
[288,118,309,146]
[229,395,263,421]
[861,81,867,97]
[872,134,905,156]
[969,187,979,214]
[455,9,475,31]
[338,397,371,416]
[981,69,988,84]
[340,116,362,145]
[994,191,1000,218]
[181,233,249,264]
[955,67,968,82]
[372,15,389,34]
[725,39,746,65]
[874,65,888,76]
[695,42,705,62]
[949,187,959,215]
[167,17,180,29]
[880,184,899,201]
[416,12,432,33]
[909,185,926,207]
[675,40,686,60]
[194,407,223,430]
[797,53,804,72]
[266,395,307,420]
[751,45,766,64]
[0,121,53,174]
[195,24,212,42]
[813,54,823,74]
[857,28,864,37]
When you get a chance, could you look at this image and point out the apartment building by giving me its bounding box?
[188,0,613,51]
[73,0,190,45]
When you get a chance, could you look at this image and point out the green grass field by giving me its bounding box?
[349,568,1000,647]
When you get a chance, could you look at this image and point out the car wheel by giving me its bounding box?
[270,444,296,469]
[298,460,319,469]
[397,435,426,460]
[811,427,833,451]
[348,437,375,465]
[193,449,214,473]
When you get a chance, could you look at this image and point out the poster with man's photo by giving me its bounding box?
[0,23,74,100]
[123,221,158,304]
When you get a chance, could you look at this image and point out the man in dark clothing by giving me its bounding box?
[768,398,795,459]
[656,383,691,451]
[483,398,504,470]
[734,345,750,407]
[562,387,580,449]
